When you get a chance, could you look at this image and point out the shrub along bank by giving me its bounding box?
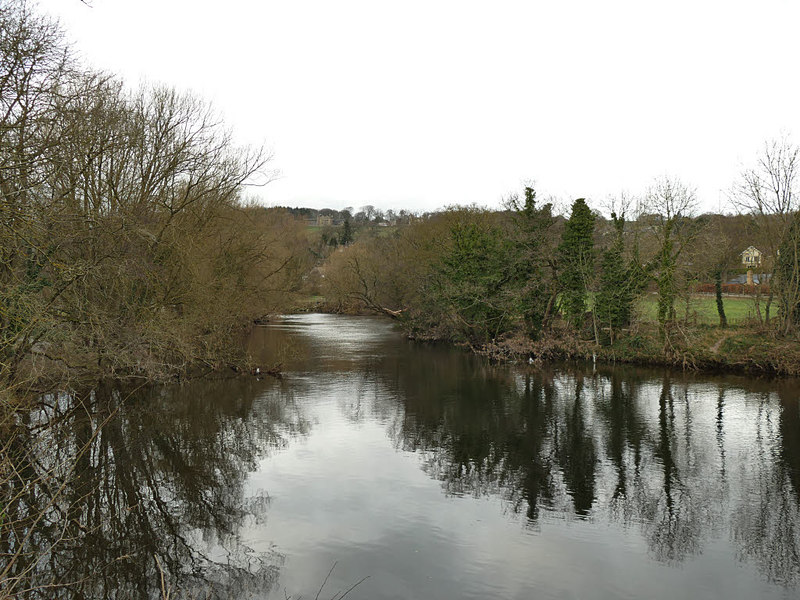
[317,186,800,377]
[0,3,309,390]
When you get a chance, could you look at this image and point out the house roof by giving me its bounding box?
[739,245,761,255]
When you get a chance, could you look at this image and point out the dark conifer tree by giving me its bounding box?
[596,213,633,342]
[558,198,595,328]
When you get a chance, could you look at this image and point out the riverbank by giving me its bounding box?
[469,323,800,377]
[306,296,800,376]
[5,321,283,397]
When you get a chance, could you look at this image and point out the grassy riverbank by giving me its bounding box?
[311,199,800,378]
[488,323,800,376]
[307,293,800,376]
[466,315,800,376]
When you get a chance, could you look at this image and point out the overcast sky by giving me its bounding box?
[38,0,800,214]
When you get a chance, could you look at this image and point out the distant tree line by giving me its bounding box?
[280,205,418,226]
[320,147,800,352]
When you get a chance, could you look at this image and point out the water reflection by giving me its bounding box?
[364,333,800,588]
[4,314,800,599]
[731,386,800,586]
[1,377,308,599]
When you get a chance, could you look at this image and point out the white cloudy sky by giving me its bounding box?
[38,0,800,213]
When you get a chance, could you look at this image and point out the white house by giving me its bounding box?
[740,246,763,267]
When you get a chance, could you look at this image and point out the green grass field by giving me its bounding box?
[637,294,763,325]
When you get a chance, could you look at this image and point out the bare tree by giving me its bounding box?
[0,1,79,383]
[734,136,798,223]
[644,177,701,341]
[360,204,376,221]
[732,136,799,325]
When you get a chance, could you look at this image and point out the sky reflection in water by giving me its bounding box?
[247,314,800,600]
[7,313,799,599]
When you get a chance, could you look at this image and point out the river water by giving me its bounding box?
[5,314,800,599]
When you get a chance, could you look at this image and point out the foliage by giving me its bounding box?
[0,2,307,384]
[320,196,558,346]
[428,211,519,345]
[595,213,635,342]
[644,177,701,338]
[775,211,800,335]
[339,217,354,245]
[506,187,556,337]
[557,198,595,327]
[321,228,414,316]
[655,218,678,329]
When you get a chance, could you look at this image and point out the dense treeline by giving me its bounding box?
[0,2,309,388]
[1,5,312,593]
[319,161,800,372]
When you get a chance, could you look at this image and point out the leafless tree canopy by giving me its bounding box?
[645,176,698,223]
[0,1,304,386]
[733,136,798,223]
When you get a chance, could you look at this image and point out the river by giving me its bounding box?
[4,313,800,599]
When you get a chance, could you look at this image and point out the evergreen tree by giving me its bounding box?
[432,218,515,345]
[558,198,595,328]
[339,217,353,245]
[596,213,633,342]
[507,186,556,337]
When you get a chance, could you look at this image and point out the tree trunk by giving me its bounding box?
[715,269,727,328]
[765,288,773,324]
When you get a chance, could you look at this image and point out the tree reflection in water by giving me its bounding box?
[387,349,559,522]
[4,318,800,597]
[557,375,597,516]
[382,345,800,587]
[0,377,308,599]
[731,385,800,586]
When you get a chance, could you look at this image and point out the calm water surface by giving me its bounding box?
[8,314,800,599]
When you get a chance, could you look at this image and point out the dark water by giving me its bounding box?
[5,314,800,599]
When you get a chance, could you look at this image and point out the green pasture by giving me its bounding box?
[636,294,763,325]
